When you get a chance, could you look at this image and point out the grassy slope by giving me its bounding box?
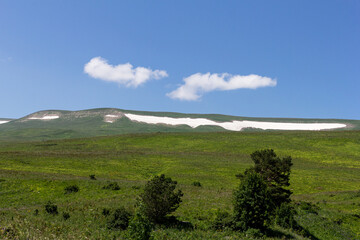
[0,108,359,142]
[0,131,359,239]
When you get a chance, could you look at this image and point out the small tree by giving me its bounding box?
[239,149,293,207]
[140,174,183,223]
[233,172,271,231]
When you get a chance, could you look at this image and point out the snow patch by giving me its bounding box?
[28,115,59,120]
[0,120,9,124]
[124,113,346,131]
[104,114,123,123]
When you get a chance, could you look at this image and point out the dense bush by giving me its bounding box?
[233,172,271,231]
[89,174,96,180]
[275,203,296,229]
[245,228,264,238]
[298,201,319,214]
[45,201,58,215]
[140,174,183,223]
[103,182,120,190]
[102,208,110,216]
[212,210,233,230]
[63,212,70,220]
[192,181,202,187]
[107,207,132,230]
[64,184,79,194]
[127,211,153,240]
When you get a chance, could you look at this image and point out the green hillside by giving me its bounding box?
[0,131,359,239]
[0,108,359,141]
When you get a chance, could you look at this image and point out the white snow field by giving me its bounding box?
[28,115,59,120]
[0,120,9,124]
[124,113,346,131]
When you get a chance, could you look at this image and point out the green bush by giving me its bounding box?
[212,210,233,230]
[45,201,58,215]
[102,208,110,216]
[107,207,132,230]
[140,174,183,223]
[192,181,202,187]
[275,203,296,229]
[63,212,70,220]
[89,174,96,180]
[245,228,264,239]
[298,201,319,214]
[103,182,120,190]
[233,172,271,231]
[127,211,153,240]
[64,184,79,194]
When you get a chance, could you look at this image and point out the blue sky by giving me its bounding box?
[1,1,359,119]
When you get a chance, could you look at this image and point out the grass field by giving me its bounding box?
[0,131,359,239]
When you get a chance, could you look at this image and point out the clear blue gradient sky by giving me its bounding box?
[1,1,359,119]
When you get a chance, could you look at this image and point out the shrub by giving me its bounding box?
[192,181,202,187]
[63,212,70,220]
[275,203,296,229]
[45,201,58,215]
[245,228,264,239]
[233,172,271,231]
[139,174,183,223]
[89,174,96,180]
[127,211,153,240]
[103,182,120,190]
[34,209,39,216]
[107,207,132,230]
[64,184,79,194]
[102,208,110,216]
[212,210,233,230]
[298,201,319,214]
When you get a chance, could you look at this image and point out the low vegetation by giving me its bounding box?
[0,131,359,239]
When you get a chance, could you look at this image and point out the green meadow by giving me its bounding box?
[0,131,360,239]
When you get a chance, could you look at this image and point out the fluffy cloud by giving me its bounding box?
[167,73,277,101]
[84,57,168,87]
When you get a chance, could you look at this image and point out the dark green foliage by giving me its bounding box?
[103,182,120,190]
[89,174,96,180]
[140,174,183,223]
[239,149,293,207]
[62,212,70,220]
[233,172,271,231]
[298,201,319,214]
[212,210,233,230]
[34,209,39,216]
[192,181,202,187]
[64,184,79,194]
[275,203,297,229]
[127,211,153,240]
[107,207,132,230]
[102,208,110,216]
[245,228,264,239]
[45,201,58,215]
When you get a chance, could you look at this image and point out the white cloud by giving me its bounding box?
[167,73,277,101]
[84,57,168,87]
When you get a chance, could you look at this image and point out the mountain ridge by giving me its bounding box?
[0,108,359,142]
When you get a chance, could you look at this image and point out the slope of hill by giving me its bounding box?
[0,108,359,141]
[0,131,359,239]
